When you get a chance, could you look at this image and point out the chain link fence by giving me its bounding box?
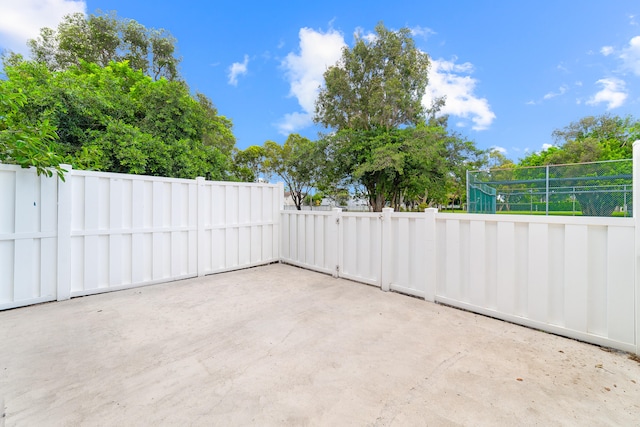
[467,159,632,217]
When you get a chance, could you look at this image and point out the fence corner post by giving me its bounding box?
[633,141,640,355]
[380,207,394,291]
[331,207,342,278]
[424,208,438,302]
[56,164,72,301]
[196,177,205,277]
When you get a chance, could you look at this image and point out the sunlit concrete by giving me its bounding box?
[1,263,638,425]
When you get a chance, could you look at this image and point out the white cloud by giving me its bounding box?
[278,27,346,134]
[541,143,553,151]
[411,25,436,39]
[490,146,507,154]
[0,0,86,54]
[586,78,628,109]
[353,27,377,43]
[277,112,312,135]
[422,58,496,131]
[228,55,249,86]
[619,35,640,75]
[600,46,614,56]
[543,84,568,100]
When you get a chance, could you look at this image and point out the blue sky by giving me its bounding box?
[2,1,640,161]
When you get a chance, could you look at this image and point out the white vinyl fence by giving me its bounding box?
[282,208,638,354]
[3,143,640,355]
[0,165,282,310]
[281,142,640,355]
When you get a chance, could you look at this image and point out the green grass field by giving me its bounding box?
[446,209,629,217]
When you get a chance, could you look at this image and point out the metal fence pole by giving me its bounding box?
[545,165,550,215]
[466,170,470,213]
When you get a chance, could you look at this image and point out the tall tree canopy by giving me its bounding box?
[315,22,430,131]
[0,84,64,178]
[0,10,238,179]
[26,11,180,81]
[319,126,483,211]
[1,59,234,179]
[232,145,266,183]
[263,134,320,210]
[520,114,639,166]
[313,22,480,211]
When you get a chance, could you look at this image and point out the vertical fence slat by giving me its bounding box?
[196,178,206,276]
[547,225,564,326]
[305,213,314,266]
[527,223,549,322]
[395,217,409,287]
[109,178,123,286]
[496,221,515,313]
[131,180,144,284]
[314,215,324,269]
[587,226,608,336]
[423,209,437,301]
[57,165,72,301]
[469,220,486,306]
[607,226,635,343]
[444,219,461,300]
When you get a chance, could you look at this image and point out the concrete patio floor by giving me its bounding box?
[1,263,639,426]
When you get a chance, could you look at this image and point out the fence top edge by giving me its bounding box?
[69,169,279,188]
[280,210,333,216]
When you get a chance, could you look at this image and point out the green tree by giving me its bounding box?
[27,11,180,80]
[263,134,320,210]
[320,125,481,212]
[517,114,638,216]
[313,22,432,211]
[1,59,234,179]
[232,145,265,182]
[0,86,65,178]
[315,22,430,131]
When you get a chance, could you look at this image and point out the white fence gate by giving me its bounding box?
[0,165,282,310]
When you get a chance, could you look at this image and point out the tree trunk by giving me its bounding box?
[369,192,386,212]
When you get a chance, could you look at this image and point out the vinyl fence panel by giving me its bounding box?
[1,165,282,307]
[280,210,337,275]
[0,165,58,309]
[434,213,636,352]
